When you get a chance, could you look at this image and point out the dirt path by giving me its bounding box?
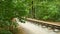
[18,21,60,34]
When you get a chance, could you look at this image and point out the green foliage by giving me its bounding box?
[0,0,31,34]
[0,0,30,26]
[29,0,60,22]
[0,29,13,34]
[0,0,30,20]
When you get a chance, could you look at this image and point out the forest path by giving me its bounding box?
[17,21,60,34]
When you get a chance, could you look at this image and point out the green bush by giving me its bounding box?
[0,0,31,34]
[0,29,13,34]
[0,0,30,27]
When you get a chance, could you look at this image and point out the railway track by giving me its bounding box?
[26,18,60,31]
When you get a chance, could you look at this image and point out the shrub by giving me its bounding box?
[0,29,13,34]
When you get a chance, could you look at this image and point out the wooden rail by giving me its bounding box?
[26,18,60,30]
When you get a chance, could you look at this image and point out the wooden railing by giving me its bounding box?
[26,18,60,30]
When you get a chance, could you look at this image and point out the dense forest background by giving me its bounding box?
[28,0,60,22]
